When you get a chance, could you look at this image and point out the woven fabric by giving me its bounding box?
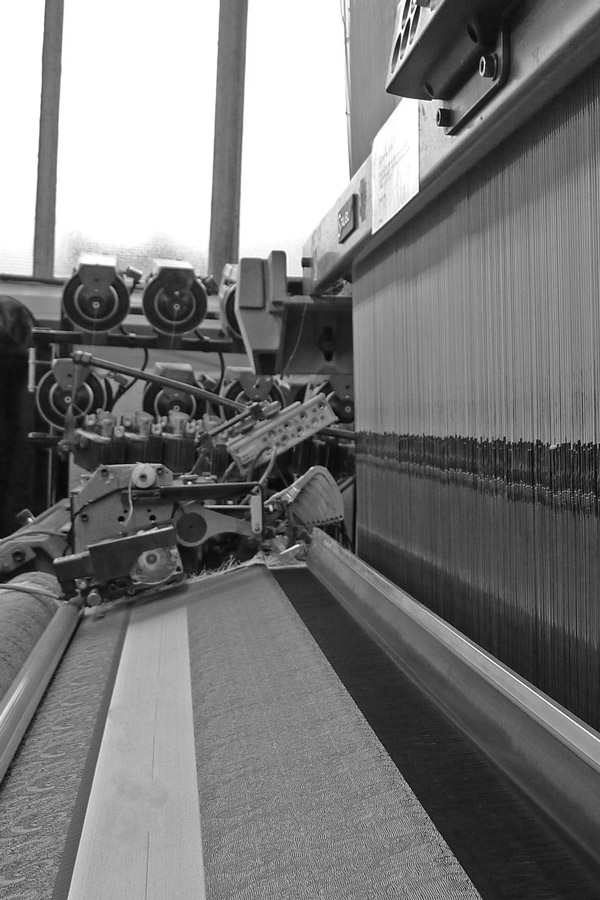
[0,609,127,900]
[188,566,481,900]
[0,573,61,700]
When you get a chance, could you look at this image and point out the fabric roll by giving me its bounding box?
[0,572,61,700]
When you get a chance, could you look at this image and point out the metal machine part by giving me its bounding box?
[225,393,337,470]
[62,254,130,332]
[235,251,353,377]
[268,466,345,528]
[67,464,263,591]
[386,0,521,135]
[142,259,208,336]
[221,368,288,420]
[142,363,201,419]
[0,501,71,578]
[218,263,242,339]
[36,363,111,429]
[70,350,247,415]
[306,375,355,425]
[54,525,184,602]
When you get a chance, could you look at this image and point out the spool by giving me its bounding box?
[142,383,199,419]
[62,273,130,332]
[36,370,110,429]
[142,274,208,336]
[222,378,286,420]
[222,283,242,338]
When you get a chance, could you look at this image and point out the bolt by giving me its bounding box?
[436,107,452,127]
[479,54,498,79]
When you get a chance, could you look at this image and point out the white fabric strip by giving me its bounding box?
[67,597,205,900]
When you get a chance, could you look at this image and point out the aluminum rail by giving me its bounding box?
[307,528,600,868]
[0,599,83,784]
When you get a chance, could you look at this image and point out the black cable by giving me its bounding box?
[108,348,149,412]
[70,487,126,523]
[215,351,226,392]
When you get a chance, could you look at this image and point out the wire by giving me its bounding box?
[283,301,309,372]
[121,473,136,529]
[70,486,126,522]
[108,348,149,411]
[215,351,226,392]
[257,450,277,486]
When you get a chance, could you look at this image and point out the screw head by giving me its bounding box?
[436,107,452,127]
[479,53,498,79]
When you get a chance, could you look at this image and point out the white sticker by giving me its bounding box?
[371,99,420,233]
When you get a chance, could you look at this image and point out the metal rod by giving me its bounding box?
[70,350,247,413]
[208,0,249,279]
[33,0,65,278]
[0,599,82,785]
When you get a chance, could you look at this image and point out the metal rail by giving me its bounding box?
[0,599,82,784]
[307,528,600,869]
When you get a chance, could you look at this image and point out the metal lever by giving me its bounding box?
[70,350,247,414]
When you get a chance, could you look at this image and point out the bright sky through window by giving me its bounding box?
[48,0,347,279]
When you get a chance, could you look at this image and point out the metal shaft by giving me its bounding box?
[70,350,247,413]
[0,599,81,785]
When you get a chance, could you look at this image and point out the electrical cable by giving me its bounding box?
[70,487,127,522]
[108,348,149,411]
[283,301,309,372]
[120,473,136,529]
[215,351,226,393]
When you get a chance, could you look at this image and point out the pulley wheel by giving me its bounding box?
[142,383,199,419]
[130,548,179,585]
[311,381,354,424]
[62,273,130,332]
[175,511,208,547]
[329,392,355,424]
[142,276,208,335]
[222,379,286,420]
[223,284,242,339]
[36,369,110,429]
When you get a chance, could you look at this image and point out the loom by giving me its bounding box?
[2,1,600,897]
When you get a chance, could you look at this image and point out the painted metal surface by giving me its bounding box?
[303,0,600,293]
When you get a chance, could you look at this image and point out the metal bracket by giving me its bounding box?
[437,24,510,135]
